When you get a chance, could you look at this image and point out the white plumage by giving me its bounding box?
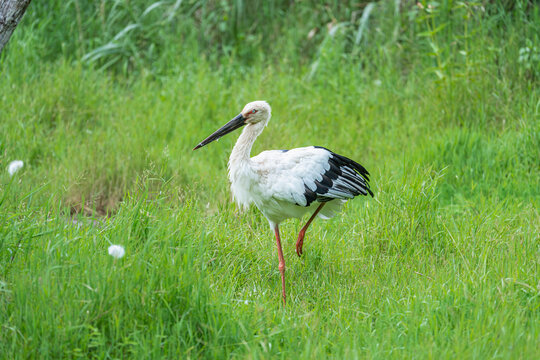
[194,101,373,305]
[234,147,346,223]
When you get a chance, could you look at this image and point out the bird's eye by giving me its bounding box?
[251,109,258,114]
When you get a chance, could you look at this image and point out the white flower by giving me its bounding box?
[8,160,24,176]
[108,245,125,259]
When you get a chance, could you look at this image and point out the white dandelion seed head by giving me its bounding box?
[108,245,125,259]
[8,160,24,176]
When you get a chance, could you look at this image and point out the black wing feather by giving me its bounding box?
[302,147,374,206]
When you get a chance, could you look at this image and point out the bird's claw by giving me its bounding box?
[295,238,304,257]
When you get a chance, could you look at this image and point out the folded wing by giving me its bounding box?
[251,146,373,207]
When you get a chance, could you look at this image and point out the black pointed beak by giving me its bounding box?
[193,113,246,150]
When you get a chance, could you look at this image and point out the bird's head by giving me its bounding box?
[240,101,271,125]
[193,101,271,150]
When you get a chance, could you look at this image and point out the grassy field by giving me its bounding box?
[1,1,539,358]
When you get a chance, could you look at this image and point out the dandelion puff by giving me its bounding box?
[108,245,125,259]
[7,160,24,176]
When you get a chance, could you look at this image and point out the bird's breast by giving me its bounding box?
[228,160,263,209]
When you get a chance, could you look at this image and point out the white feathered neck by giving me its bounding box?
[228,121,265,180]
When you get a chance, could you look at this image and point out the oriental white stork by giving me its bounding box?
[193,101,373,305]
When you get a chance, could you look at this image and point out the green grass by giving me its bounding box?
[1,0,539,358]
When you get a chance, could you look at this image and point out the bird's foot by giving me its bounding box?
[295,231,305,257]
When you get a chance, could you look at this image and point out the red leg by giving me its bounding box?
[274,225,287,306]
[296,203,326,257]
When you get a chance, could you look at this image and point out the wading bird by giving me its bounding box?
[193,101,373,305]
